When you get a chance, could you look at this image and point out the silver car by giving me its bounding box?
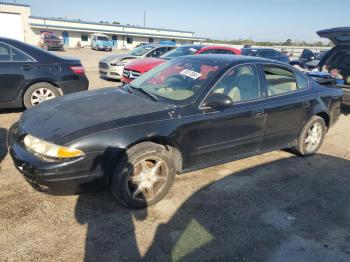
[99,44,175,80]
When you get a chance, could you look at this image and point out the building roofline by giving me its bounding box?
[29,15,195,34]
[30,23,204,41]
[0,1,30,7]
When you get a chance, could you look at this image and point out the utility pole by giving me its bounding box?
[144,11,146,27]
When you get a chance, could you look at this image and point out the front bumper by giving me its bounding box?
[7,124,121,194]
[99,65,123,80]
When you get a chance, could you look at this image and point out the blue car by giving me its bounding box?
[91,34,113,51]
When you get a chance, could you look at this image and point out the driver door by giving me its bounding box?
[190,64,267,167]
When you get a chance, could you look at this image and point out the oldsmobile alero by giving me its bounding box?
[8,55,343,208]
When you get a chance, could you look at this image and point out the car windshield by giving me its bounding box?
[129,45,155,56]
[160,46,202,59]
[129,58,227,103]
[97,36,109,41]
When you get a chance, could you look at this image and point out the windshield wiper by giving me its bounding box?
[129,85,158,102]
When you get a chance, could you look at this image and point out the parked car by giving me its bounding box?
[0,37,89,109]
[99,44,175,80]
[121,45,241,83]
[317,27,350,106]
[91,34,113,51]
[290,49,328,70]
[38,31,64,51]
[241,48,290,63]
[8,55,342,208]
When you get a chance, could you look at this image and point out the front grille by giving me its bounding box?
[99,62,109,69]
[123,69,141,79]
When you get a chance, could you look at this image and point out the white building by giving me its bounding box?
[0,2,203,49]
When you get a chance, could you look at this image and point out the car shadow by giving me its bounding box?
[75,153,350,261]
[0,127,8,166]
[99,76,121,82]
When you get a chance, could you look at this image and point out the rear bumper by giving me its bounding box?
[342,88,350,106]
[58,75,89,95]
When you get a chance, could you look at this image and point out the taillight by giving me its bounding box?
[69,66,85,75]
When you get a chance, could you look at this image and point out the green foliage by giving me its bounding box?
[205,38,333,47]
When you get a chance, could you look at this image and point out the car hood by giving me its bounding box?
[125,58,165,73]
[317,27,350,45]
[19,88,169,143]
[100,54,138,63]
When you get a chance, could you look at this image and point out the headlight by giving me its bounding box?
[24,135,84,159]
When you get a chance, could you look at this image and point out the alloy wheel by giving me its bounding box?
[127,157,168,202]
[30,88,56,106]
[304,122,323,152]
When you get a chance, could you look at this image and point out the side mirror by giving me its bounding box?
[202,93,233,109]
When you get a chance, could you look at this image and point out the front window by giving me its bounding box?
[160,46,202,59]
[210,65,260,103]
[97,36,109,41]
[128,45,154,56]
[129,58,227,103]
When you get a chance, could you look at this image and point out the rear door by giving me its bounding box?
[258,64,315,150]
[0,42,36,105]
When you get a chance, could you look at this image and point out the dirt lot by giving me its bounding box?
[0,48,350,262]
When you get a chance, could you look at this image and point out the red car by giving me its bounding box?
[121,45,241,83]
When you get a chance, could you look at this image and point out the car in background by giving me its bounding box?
[8,55,342,208]
[0,37,89,109]
[91,34,113,51]
[241,48,290,63]
[121,45,241,83]
[290,49,329,70]
[38,31,64,51]
[99,44,175,80]
[317,27,350,106]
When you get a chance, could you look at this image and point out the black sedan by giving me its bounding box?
[8,55,343,208]
[0,37,89,109]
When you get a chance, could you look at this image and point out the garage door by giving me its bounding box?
[0,12,23,41]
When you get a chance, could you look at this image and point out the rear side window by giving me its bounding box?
[0,43,11,61]
[11,48,33,62]
[263,66,299,96]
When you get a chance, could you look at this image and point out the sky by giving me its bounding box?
[13,0,349,42]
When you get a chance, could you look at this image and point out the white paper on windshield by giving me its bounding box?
[180,69,202,79]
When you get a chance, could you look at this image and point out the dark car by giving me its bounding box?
[290,49,329,70]
[317,27,350,106]
[241,48,290,63]
[8,55,342,208]
[0,37,89,109]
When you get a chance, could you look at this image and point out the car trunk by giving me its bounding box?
[317,28,350,90]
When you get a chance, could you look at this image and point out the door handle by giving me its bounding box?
[251,110,265,118]
[21,65,34,71]
[303,102,311,108]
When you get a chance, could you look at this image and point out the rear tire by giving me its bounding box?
[23,83,60,108]
[110,142,176,209]
[293,116,326,156]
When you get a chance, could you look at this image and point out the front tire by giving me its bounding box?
[294,116,326,156]
[23,83,60,108]
[110,142,176,209]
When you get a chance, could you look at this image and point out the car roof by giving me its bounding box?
[181,54,282,65]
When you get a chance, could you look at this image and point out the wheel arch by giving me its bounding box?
[315,111,330,129]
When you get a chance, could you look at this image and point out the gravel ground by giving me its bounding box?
[0,49,350,262]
